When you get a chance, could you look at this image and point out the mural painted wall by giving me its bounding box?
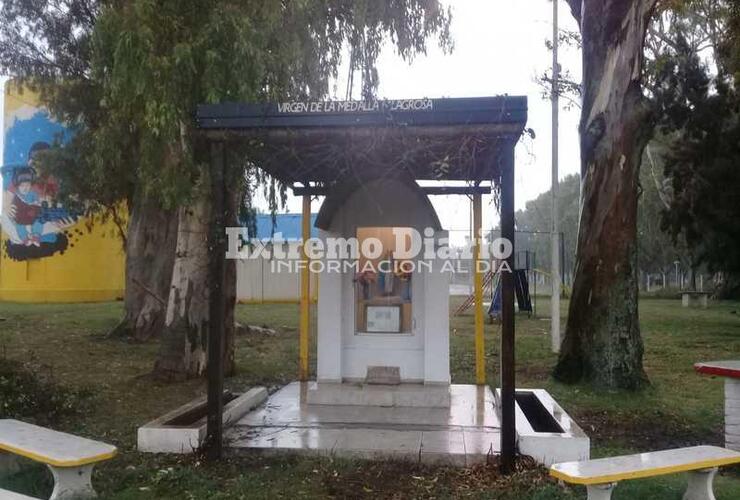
[0,83,125,302]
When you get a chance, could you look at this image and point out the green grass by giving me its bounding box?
[0,297,739,498]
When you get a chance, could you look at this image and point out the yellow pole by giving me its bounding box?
[299,195,311,381]
[473,194,485,385]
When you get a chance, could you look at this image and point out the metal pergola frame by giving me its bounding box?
[196,96,527,473]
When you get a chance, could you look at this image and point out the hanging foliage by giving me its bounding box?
[84,0,453,379]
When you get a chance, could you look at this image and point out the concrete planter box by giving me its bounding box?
[138,387,267,454]
[496,388,590,466]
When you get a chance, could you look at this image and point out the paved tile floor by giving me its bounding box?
[226,382,501,466]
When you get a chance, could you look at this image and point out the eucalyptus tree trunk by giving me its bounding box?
[108,195,177,342]
[153,180,236,381]
[554,0,657,389]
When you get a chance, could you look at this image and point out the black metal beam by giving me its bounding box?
[197,96,527,130]
[205,140,227,461]
[292,185,492,197]
[500,142,517,474]
[422,186,492,195]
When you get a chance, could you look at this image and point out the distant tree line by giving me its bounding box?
[533,0,740,299]
[515,165,690,294]
[651,0,740,297]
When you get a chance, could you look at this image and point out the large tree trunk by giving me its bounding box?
[109,194,178,341]
[153,181,236,381]
[554,0,657,389]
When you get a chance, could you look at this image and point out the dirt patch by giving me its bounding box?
[516,364,552,382]
[576,408,722,450]
[321,457,557,499]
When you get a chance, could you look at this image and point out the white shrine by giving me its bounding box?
[190,96,589,468]
[309,177,452,406]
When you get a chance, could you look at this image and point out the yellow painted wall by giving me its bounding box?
[0,219,125,303]
[0,84,125,303]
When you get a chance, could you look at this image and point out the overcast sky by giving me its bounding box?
[2,1,582,239]
[273,0,583,240]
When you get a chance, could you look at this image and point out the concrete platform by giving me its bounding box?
[226,382,500,466]
[226,382,589,467]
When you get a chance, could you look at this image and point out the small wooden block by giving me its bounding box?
[366,366,401,385]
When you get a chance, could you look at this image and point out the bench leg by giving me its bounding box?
[48,464,97,500]
[586,482,617,500]
[0,451,22,476]
[683,467,717,500]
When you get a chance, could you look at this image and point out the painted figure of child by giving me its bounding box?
[10,168,44,246]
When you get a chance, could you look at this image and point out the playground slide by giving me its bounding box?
[488,270,532,318]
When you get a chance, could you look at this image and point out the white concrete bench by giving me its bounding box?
[0,419,117,500]
[550,445,740,500]
[682,291,710,308]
